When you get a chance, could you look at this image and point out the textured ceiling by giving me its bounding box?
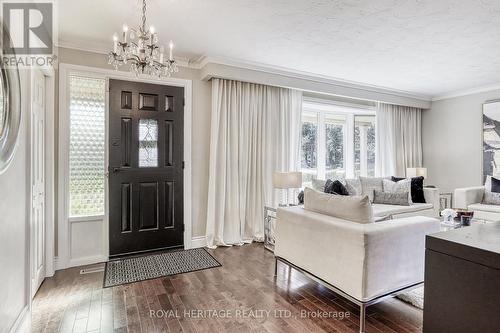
[58,0,500,97]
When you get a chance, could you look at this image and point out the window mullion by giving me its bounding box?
[317,112,326,179]
[346,114,355,179]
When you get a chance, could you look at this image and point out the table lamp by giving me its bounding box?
[273,171,302,206]
[406,167,427,179]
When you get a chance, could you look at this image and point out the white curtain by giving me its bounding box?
[375,103,423,177]
[206,79,302,248]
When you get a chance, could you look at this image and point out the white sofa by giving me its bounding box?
[311,179,440,219]
[275,206,440,333]
[454,186,500,221]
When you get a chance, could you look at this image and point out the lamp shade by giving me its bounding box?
[406,167,427,179]
[273,172,302,189]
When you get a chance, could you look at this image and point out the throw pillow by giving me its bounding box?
[482,191,500,205]
[297,190,304,204]
[303,188,374,224]
[383,178,412,203]
[324,179,349,196]
[373,190,411,206]
[491,177,500,193]
[311,179,327,192]
[360,177,385,201]
[392,176,426,203]
[345,178,362,196]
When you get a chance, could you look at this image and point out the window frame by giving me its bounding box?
[302,99,376,180]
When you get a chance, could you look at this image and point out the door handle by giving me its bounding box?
[109,166,128,173]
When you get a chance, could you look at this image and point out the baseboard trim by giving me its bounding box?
[9,305,30,333]
[68,255,108,269]
[190,236,207,249]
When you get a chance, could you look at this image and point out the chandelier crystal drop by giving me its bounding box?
[108,0,178,77]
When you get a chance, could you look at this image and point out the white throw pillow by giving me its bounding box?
[360,177,386,201]
[345,178,362,196]
[303,187,374,224]
[382,178,412,204]
[311,179,327,192]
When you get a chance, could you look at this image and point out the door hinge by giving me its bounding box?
[183,98,185,107]
[182,161,185,169]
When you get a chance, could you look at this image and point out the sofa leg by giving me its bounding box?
[274,257,278,276]
[359,304,366,333]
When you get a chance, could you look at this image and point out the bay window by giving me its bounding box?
[301,100,376,186]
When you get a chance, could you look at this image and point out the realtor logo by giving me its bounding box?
[2,2,53,55]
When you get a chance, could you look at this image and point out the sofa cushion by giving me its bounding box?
[391,176,426,203]
[482,191,500,205]
[325,179,349,196]
[383,179,412,203]
[304,187,374,224]
[345,178,362,196]
[372,203,433,217]
[311,179,327,192]
[373,190,410,206]
[468,203,500,213]
[360,177,386,201]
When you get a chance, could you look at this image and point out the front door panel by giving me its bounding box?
[109,79,184,257]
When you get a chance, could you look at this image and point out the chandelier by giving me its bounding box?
[108,0,178,77]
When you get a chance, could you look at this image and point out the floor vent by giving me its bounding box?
[80,265,105,275]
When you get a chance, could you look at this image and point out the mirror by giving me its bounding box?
[0,39,22,173]
[0,69,5,139]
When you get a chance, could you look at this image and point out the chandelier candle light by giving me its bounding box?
[108,0,178,77]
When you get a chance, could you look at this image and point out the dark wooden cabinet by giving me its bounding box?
[423,224,500,333]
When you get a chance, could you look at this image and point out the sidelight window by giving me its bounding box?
[68,75,106,217]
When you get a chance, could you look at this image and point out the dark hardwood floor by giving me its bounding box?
[32,244,423,333]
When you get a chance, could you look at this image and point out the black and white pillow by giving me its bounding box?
[392,176,426,203]
[383,178,412,204]
[373,190,411,206]
[324,179,349,196]
[482,191,500,205]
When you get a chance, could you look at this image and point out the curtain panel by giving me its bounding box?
[206,78,302,248]
[375,103,423,177]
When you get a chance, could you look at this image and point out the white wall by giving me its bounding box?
[0,71,30,332]
[423,90,500,192]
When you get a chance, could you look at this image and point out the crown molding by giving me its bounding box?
[194,55,432,102]
[432,83,500,101]
[56,41,433,103]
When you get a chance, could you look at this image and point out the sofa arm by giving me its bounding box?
[453,186,484,210]
[363,217,440,299]
[423,187,440,217]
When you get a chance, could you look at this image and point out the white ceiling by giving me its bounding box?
[58,0,500,98]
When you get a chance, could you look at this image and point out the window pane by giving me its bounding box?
[69,76,105,217]
[325,114,346,179]
[301,112,318,187]
[139,119,159,167]
[354,115,376,177]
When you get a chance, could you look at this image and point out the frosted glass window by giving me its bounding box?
[69,75,105,217]
[139,119,158,167]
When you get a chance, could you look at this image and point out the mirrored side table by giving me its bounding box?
[264,206,277,252]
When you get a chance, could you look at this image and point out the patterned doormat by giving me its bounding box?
[103,248,221,288]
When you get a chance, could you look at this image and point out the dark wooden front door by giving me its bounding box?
[108,79,184,257]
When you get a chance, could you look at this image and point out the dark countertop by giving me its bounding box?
[426,223,500,270]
